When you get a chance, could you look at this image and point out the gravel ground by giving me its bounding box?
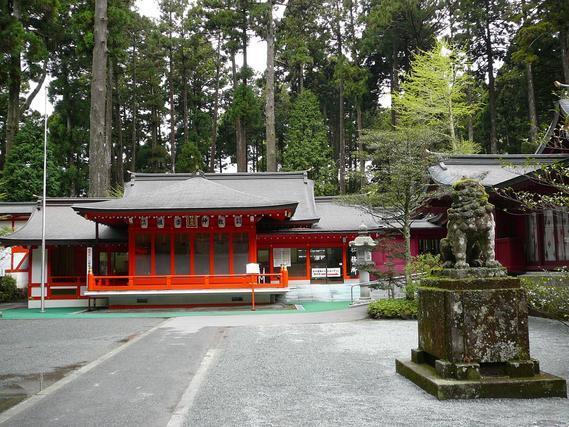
[184,317,569,427]
[0,318,162,375]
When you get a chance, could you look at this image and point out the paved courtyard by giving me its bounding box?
[0,310,568,426]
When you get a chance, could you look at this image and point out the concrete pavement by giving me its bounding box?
[0,309,568,426]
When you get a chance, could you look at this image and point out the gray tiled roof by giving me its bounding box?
[428,154,567,187]
[0,202,36,215]
[0,200,126,245]
[121,172,317,222]
[262,197,441,234]
[75,175,299,214]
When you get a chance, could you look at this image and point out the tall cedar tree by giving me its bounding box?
[88,0,110,196]
[282,90,337,195]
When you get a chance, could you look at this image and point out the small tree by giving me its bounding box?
[354,127,438,285]
[397,40,479,149]
[1,118,62,201]
[282,90,337,195]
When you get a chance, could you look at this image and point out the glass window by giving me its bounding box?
[99,252,108,275]
[110,252,128,275]
[135,234,151,275]
[194,233,210,275]
[274,248,307,277]
[214,234,230,274]
[174,234,191,274]
[310,247,343,283]
[257,248,270,281]
[155,234,171,275]
[232,233,249,274]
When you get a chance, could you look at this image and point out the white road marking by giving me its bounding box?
[0,320,167,425]
[167,332,224,427]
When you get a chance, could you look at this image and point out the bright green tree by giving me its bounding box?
[1,116,62,201]
[282,90,337,195]
[176,142,203,173]
[397,40,480,150]
[353,127,437,284]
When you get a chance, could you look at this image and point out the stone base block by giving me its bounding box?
[396,359,567,400]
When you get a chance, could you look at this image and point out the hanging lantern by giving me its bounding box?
[141,217,148,229]
[174,216,182,228]
[201,216,210,228]
[157,216,165,229]
[218,215,226,228]
[186,216,198,228]
[234,215,243,228]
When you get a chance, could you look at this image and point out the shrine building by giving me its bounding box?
[1,97,568,309]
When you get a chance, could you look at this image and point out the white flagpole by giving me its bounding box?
[40,86,48,313]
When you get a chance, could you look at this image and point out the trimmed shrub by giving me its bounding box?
[521,275,569,321]
[0,276,21,303]
[368,298,418,319]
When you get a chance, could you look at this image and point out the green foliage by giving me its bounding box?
[1,117,62,201]
[405,253,442,299]
[521,275,569,321]
[177,143,203,173]
[368,298,418,319]
[0,275,21,303]
[283,90,337,195]
[397,40,480,147]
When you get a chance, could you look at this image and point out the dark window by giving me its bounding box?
[418,239,440,256]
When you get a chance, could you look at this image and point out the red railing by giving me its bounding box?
[29,276,86,300]
[87,269,289,292]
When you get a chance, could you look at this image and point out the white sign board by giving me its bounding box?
[273,248,291,267]
[86,247,93,274]
[311,267,341,278]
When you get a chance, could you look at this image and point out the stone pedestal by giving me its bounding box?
[396,273,567,399]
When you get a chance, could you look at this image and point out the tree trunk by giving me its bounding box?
[338,78,346,194]
[526,62,538,143]
[88,0,110,197]
[265,0,277,172]
[209,33,222,173]
[114,77,124,188]
[336,1,346,195]
[390,47,399,128]
[560,27,569,84]
[105,60,113,179]
[5,0,22,159]
[357,105,364,182]
[131,33,137,173]
[168,9,176,172]
[232,53,247,172]
[485,0,498,153]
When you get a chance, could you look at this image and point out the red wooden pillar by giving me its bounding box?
[190,234,195,275]
[150,233,156,275]
[170,232,175,274]
[342,243,348,280]
[248,228,257,263]
[229,233,234,274]
[305,243,311,280]
[209,232,214,274]
[128,227,135,277]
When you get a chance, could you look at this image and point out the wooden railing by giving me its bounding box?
[87,269,289,292]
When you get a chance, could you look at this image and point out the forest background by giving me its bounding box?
[1,0,569,200]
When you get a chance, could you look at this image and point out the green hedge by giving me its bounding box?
[368,298,418,320]
[521,275,569,321]
[0,276,21,303]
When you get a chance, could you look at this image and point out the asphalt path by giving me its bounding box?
[0,309,568,426]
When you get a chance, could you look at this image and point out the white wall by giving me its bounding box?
[31,247,47,283]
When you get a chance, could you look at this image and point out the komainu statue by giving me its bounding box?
[440,179,502,269]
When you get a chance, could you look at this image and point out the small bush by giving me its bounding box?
[404,253,442,300]
[521,275,569,321]
[368,298,418,319]
[0,275,21,303]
